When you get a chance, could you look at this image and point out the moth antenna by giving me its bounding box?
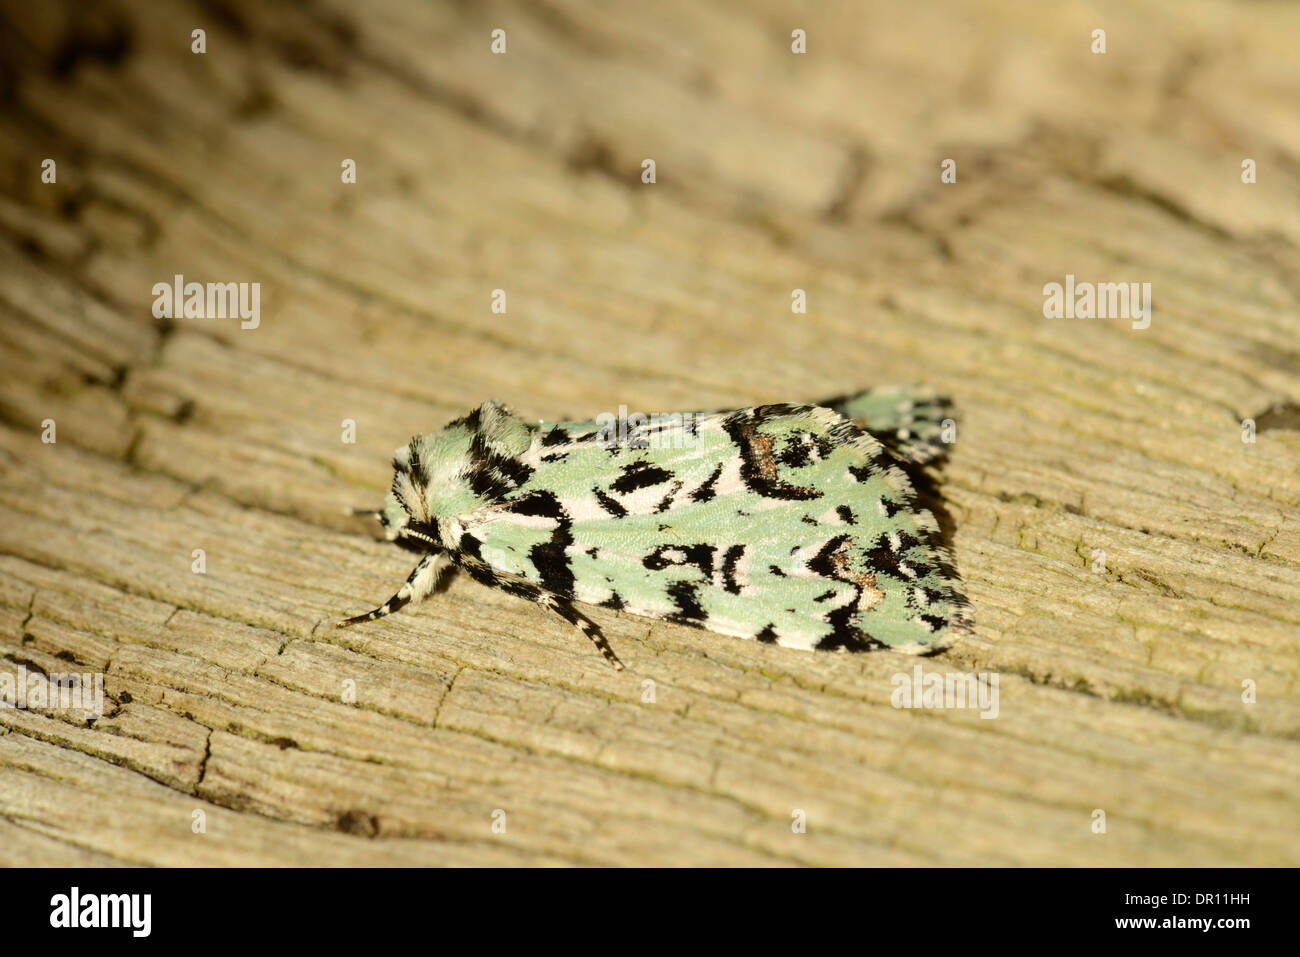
[400,526,440,547]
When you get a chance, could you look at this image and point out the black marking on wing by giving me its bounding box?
[507,489,565,519]
[878,497,906,519]
[863,529,922,579]
[722,406,822,501]
[594,487,628,518]
[720,544,745,595]
[528,497,575,595]
[689,463,724,503]
[654,481,685,513]
[610,460,675,494]
[531,539,574,595]
[806,534,888,653]
[643,544,716,579]
[665,579,706,624]
[775,430,833,467]
[920,613,947,633]
[848,446,901,485]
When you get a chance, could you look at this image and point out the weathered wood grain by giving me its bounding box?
[0,0,1297,865]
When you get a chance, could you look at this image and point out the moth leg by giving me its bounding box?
[338,551,451,627]
[539,593,625,671]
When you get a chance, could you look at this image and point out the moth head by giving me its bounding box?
[388,400,535,536]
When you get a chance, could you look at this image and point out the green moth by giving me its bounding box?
[342,388,970,670]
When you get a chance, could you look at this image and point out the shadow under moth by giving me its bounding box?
[342,388,970,670]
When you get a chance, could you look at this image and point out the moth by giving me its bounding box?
[341,388,970,670]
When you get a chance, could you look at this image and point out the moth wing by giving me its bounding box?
[467,405,969,652]
[656,387,955,466]
[817,386,954,466]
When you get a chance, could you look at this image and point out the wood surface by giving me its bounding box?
[0,0,1298,865]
